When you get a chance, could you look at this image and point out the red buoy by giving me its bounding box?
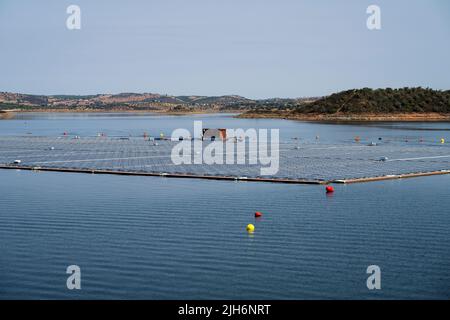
[326,186,334,193]
[255,212,263,218]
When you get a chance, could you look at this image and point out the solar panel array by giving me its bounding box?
[0,136,449,182]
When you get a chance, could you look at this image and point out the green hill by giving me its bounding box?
[294,88,450,114]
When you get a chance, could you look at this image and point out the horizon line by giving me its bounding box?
[2,86,449,101]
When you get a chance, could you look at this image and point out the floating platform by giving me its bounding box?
[0,136,449,184]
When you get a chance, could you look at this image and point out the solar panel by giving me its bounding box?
[0,136,449,183]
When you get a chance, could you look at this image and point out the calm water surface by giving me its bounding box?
[0,113,449,299]
[1,112,449,143]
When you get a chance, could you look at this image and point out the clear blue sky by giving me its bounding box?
[1,0,449,98]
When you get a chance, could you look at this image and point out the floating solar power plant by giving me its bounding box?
[0,136,449,184]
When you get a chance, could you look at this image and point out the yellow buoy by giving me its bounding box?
[441,138,445,144]
[246,224,255,233]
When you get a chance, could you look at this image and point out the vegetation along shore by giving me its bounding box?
[1,87,449,121]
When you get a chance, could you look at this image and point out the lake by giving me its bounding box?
[0,113,449,299]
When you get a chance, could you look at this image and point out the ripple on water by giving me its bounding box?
[0,169,449,299]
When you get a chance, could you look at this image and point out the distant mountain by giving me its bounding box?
[0,92,255,111]
[0,92,49,106]
[4,88,448,120]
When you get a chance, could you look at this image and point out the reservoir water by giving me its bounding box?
[0,113,449,299]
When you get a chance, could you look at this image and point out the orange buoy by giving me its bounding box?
[255,212,263,218]
[326,186,334,193]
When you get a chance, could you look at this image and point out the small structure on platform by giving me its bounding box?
[202,128,227,141]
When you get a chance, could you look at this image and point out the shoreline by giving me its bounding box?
[238,112,450,122]
[0,108,241,118]
[3,109,450,122]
